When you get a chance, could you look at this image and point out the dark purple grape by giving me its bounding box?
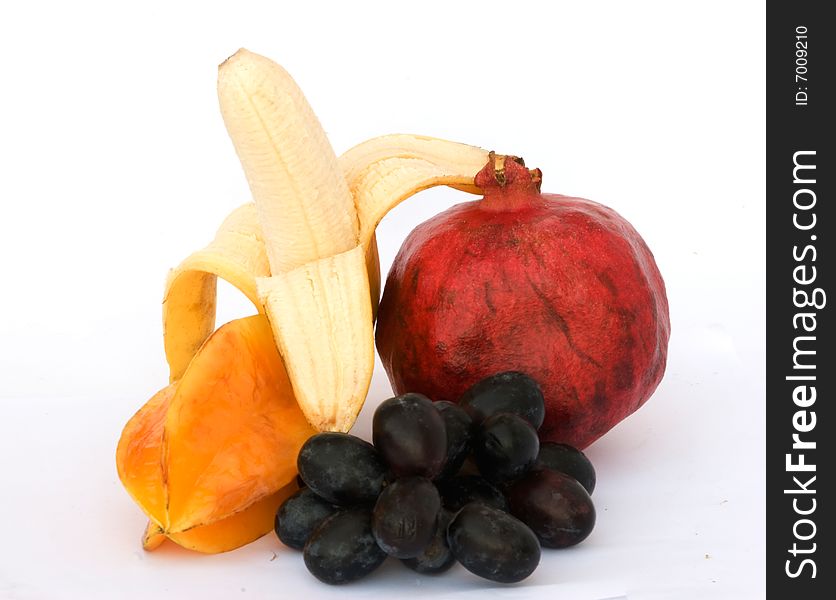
[473,413,539,484]
[437,475,508,512]
[401,509,456,574]
[275,487,340,550]
[303,508,387,585]
[447,503,540,583]
[372,393,447,478]
[372,477,440,558]
[297,433,386,505]
[434,401,473,480]
[508,469,596,548]
[458,371,545,429]
[537,442,596,494]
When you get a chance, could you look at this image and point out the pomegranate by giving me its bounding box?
[376,154,669,449]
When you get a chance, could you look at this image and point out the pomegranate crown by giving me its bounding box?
[474,152,543,193]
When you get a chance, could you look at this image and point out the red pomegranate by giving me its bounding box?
[376,154,670,449]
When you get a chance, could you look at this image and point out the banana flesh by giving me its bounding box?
[217,49,358,272]
[218,49,369,432]
[257,246,373,432]
[166,49,491,433]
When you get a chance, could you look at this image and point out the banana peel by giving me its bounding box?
[339,133,487,244]
[163,203,269,382]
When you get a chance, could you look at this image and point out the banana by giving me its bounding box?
[218,49,370,432]
[165,49,491,433]
[256,246,373,432]
[218,49,358,271]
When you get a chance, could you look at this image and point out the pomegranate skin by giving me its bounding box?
[375,160,669,449]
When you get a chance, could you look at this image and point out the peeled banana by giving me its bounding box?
[165,49,492,433]
[217,49,359,271]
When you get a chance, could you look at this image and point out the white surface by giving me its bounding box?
[0,1,764,599]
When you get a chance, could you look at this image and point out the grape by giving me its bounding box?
[537,442,596,494]
[437,475,508,512]
[401,509,456,574]
[303,508,387,585]
[434,401,473,480]
[508,468,596,548]
[297,433,386,505]
[372,393,447,478]
[275,487,339,550]
[473,413,539,484]
[372,477,441,558]
[458,371,545,429]
[447,503,540,583]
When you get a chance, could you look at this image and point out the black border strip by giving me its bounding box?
[767,3,833,597]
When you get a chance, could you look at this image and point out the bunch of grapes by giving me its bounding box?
[275,371,597,585]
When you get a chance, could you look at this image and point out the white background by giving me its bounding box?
[0,1,764,599]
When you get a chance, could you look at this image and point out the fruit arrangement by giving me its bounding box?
[115,47,668,563]
[277,373,597,584]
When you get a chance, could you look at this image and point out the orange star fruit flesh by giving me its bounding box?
[139,482,298,553]
[141,521,166,551]
[116,314,315,553]
[117,384,174,527]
